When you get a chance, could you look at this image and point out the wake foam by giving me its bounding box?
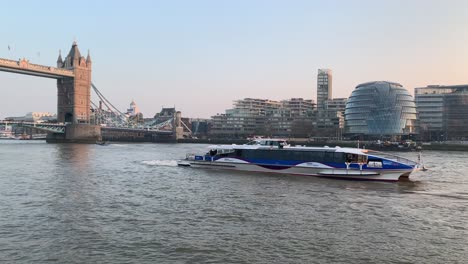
[141,160,178,167]
[111,144,127,147]
[408,191,468,200]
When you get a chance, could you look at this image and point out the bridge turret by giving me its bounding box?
[64,41,81,68]
[86,50,92,68]
[57,50,63,67]
[57,41,92,124]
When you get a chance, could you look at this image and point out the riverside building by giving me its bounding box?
[210,98,314,138]
[415,84,468,141]
[344,81,417,140]
[315,69,347,137]
[317,69,332,110]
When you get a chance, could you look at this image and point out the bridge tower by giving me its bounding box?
[56,41,92,124]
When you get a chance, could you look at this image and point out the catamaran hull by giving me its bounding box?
[177,160,414,181]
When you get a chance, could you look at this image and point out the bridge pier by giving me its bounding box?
[174,111,184,140]
[46,124,101,143]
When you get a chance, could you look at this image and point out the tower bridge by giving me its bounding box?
[0,42,91,124]
[0,42,184,143]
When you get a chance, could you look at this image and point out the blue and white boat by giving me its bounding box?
[178,139,423,181]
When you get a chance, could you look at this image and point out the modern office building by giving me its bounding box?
[316,98,347,134]
[232,98,282,117]
[279,98,315,117]
[211,98,278,138]
[315,68,346,136]
[344,81,417,139]
[324,98,347,134]
[210,98,314,138]
[415,84,468,140]
[273,98,315,137]
[326,98,347,111]
[317,69,332,110]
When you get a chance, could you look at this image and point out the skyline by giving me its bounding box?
[1,0,467,119]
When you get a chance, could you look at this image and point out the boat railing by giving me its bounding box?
[385,156,417,166]
[367,150,418,166]
[186,153,197,159]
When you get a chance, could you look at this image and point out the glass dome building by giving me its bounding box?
[344,81,417,137]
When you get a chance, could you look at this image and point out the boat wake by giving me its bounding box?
[141,160,178,167]
[110,144,127,147]
[407,191,468,200]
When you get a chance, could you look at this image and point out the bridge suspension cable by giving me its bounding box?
[91,83,129,127]
[90,83,185,134]
[92,83,126,117]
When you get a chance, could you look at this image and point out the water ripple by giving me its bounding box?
[0,142,467,263]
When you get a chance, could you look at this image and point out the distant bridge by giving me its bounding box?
[0,42,186,142]
[0,117,184,139]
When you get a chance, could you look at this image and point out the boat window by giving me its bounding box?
[358,155,367,163]
[232,149,350,163]
[334,153,346,163]
[345,153,367,163]
[241,149,329,162]
[219,151,237,158]
[324,152,334,162]
[235,149,243,156]
[303,151,324,162]
[210,148,235,157]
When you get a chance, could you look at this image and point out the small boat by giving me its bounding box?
[177,139,424,182]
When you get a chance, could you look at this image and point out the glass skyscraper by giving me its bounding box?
[317,69,332,110]
[344,81,417,137]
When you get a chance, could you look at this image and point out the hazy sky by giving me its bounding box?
[1,0,467,118]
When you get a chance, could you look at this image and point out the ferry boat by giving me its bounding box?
[177,139,423,181]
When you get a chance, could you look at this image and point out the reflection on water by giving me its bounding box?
[53,143,94,172]
[0,142,466,263]
[49,143,99,219]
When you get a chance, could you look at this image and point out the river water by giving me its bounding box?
[0,141,466,263]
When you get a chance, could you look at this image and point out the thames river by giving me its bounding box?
[0,141,466,263]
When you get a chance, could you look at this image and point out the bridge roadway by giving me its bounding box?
[0,120,66,133]
[0,58,74,79]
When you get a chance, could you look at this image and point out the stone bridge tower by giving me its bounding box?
[56,41,92,123]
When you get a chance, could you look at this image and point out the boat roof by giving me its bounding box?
[207,144,369,155]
